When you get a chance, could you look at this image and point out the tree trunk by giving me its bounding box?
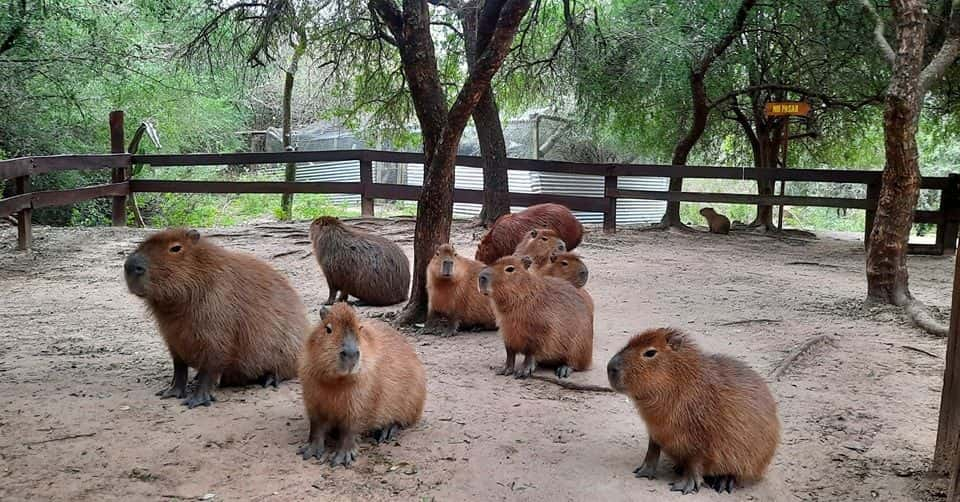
[661,72,708,227]
[866,0,926,305]
[279,68,295,220]
[750,122,783,231]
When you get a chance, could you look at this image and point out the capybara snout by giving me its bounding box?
[477,268,492,295]
[606,353,624,391]
[440,258,454,277]
[338,331,360,375]
[123,252,149,296]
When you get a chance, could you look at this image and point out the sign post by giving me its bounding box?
[764,102,810,230]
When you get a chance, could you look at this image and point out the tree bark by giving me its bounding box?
[279,33,307,221]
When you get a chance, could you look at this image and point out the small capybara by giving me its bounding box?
[606,328,780,494]
[309,216,410,306]
[513,228,567,268]
[475,203,584,264]
[478,255,593,379]
[426,243,497,336]
[298,303,426,467]
[700,207,731,234]
[532,251,589,288]
[124,228,309,408]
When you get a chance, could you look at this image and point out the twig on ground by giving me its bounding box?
[769,334,833,380]
[901,345,939,359]
[25,432,96,445]
[719,318,783,326]
[272,250,299,259]
[528,374,615,393]
[785,261,840,269]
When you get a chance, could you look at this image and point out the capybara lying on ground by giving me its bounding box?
[478,255,593,379]
[513,228,567,268]
[298,303,426,467]
[124,228,309,408]
[309,216,410,306]
[426,243,497,336]
[475,203,583,264]
[700,207,731,234]
[606,328,780,494]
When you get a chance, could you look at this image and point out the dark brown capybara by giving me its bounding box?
[309,216,410,306]
[700,207,731,234]
[606,328,780,494]
[124,228,309,408]
[513,228,567,268]
[475,203,583,264]
[426,243,497,336]
[298,303,426,467]
[478,255,593,379]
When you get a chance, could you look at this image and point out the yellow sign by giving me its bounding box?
[765,101,810,117]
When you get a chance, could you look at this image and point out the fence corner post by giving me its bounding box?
[109,110,127,226]
[943,173,960,253]
[603,172,617,234]
[15,174,32,250]
[360,156,374,217]
[864,181,880,250]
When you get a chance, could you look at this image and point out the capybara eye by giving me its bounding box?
[505,266,515,273]
[540,237,548,241]
[325,324,333,334]
[561,261,569,266]
[643,349,657,358]
[169,244,182,253]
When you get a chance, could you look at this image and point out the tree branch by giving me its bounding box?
[695,0,757,75]
[860,0,896,66]
[920,0,960,93]
[709,84,883,111]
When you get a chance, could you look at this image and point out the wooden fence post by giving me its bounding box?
[951,431,960,502]
[603,174,617,234]
[15,174,31,250]
[935,248,960,475]
[360,157,374,217]
[109,111,126,226]
[864,182,880,249]
[943,173,960,253]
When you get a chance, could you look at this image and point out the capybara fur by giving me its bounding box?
[478,255,593,379]
[124,228,309,409]
[534,251,589,288]
[309,216,410,306]
[298,303,426,467]
[699,207,731,235]
[475,203,584,264]
[426,243,497,336]
[513,228,567,268]
[606,328,780,494]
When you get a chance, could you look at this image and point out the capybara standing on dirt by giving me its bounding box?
[606,328,780,494]
[475,203,583,264]
[124,228,309,408]
[699,207,731,234]
[309,216,410,306]
[478,255,593,379]
[298,303,426,467]
[512,228,567,268]
[426,243,497,336]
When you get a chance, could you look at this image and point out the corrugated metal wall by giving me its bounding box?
[261,160,361,205]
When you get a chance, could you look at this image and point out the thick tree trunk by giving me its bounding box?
[750,123,783,231]
[279,68,295,220]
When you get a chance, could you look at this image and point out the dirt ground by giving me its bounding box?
[0,218,955,502]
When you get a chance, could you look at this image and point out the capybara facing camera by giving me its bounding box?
[124,228,309,408]
[309,216,410,306]
[607,328,780,494]
[513,228,566,268]
[426,243,497,336]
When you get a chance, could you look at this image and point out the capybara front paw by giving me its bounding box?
[328,447,358,467]
[156,385,187,399]
[373,423,400,444]
[555,365,572,379]
[670,475,701,495]
[633,463,657,479]
[261,373,279,389]
[704,475,735,494]
[298,441,325,461]
[181,390,216,409]
[514,363,534,379]
[496,364,515,376]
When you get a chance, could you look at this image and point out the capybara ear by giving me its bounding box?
[529,229,539,238]
[520,256,534,269]
[666,329,686,350]
[187,229,200,242]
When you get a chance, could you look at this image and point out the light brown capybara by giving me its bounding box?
[521,251,594,314]
[426,243,497,336]
[309,216,410,306]
[513,228,567,268]
[699,207,731,234]
[124,228,309,408]
[298,303,426,467]
[475,203,584,264]
[478,255,593,379]
[606,328,780,494]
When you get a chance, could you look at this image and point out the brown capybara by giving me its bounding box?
[532,251,589,288]
[699,207,731,234]
[606,328,780,494]
[512,228,567,268]
[309,216,410,306]
[475,203,584,264]
[298,303,426,467]
[478,255,593,379]
[426,243,497,336]
[124,228,309,408]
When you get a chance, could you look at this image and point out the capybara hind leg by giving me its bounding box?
[555,365,572,378]
[156,355,188,399]
[325,288,338,305]
[329,430,358,467]
[633,439,661,479]
[704,475,736,494]
[441,319,460,337]
[372,423,401,444]
[261,373,280,389]
[670,459,703,495]
[497,349,517,376]
[298,417,328,461]
[514,354,536,379]
[336,290,349,303]
[182,370,218,409]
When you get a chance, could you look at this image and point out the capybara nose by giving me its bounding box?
[124,253,147,277]
[477,270,491,290]
[607,354,622,384]
[441,260,454,277]
[340,347,359,359]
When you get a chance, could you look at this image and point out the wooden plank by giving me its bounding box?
[15,176,31,250]
[936,247,960,476]
[608,164,883,184]
[0,154,131,180]
[865,183,881,248]
[31,182,129,210]
[134,150,372,167]
[603,175,617,233]
[366,183,607,212]
[0,193,32,218]
[915,210,946,224]
[130,180,364,194]
[0,158,33,180]
[612,189,872,209]
[110,111,127,226]
[360,159,374,217]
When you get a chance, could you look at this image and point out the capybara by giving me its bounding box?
[426,243,497,336]
[533,251,589,288]
[475,203,584,264]
[478,255,593,379]
[298,303,426,467]
[606,328,780,494]
[513,228,567,268]
[309,216,410,306]
[124,228,309,408]
[699,207,731,235]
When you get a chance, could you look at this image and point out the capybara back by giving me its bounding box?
[475,203,584,264]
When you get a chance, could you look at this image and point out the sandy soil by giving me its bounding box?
[0,218,955,502]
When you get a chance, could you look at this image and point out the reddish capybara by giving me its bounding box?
[532,251,589,288]
[309,216,410,306]
[124,228,309,408]
[478,255,593,379]
[513,228,567,268]
[298,303,426,467]
[475,203,583,264]
[606,328,780,494]
[700,207,731,234]
[426,243,497,336]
